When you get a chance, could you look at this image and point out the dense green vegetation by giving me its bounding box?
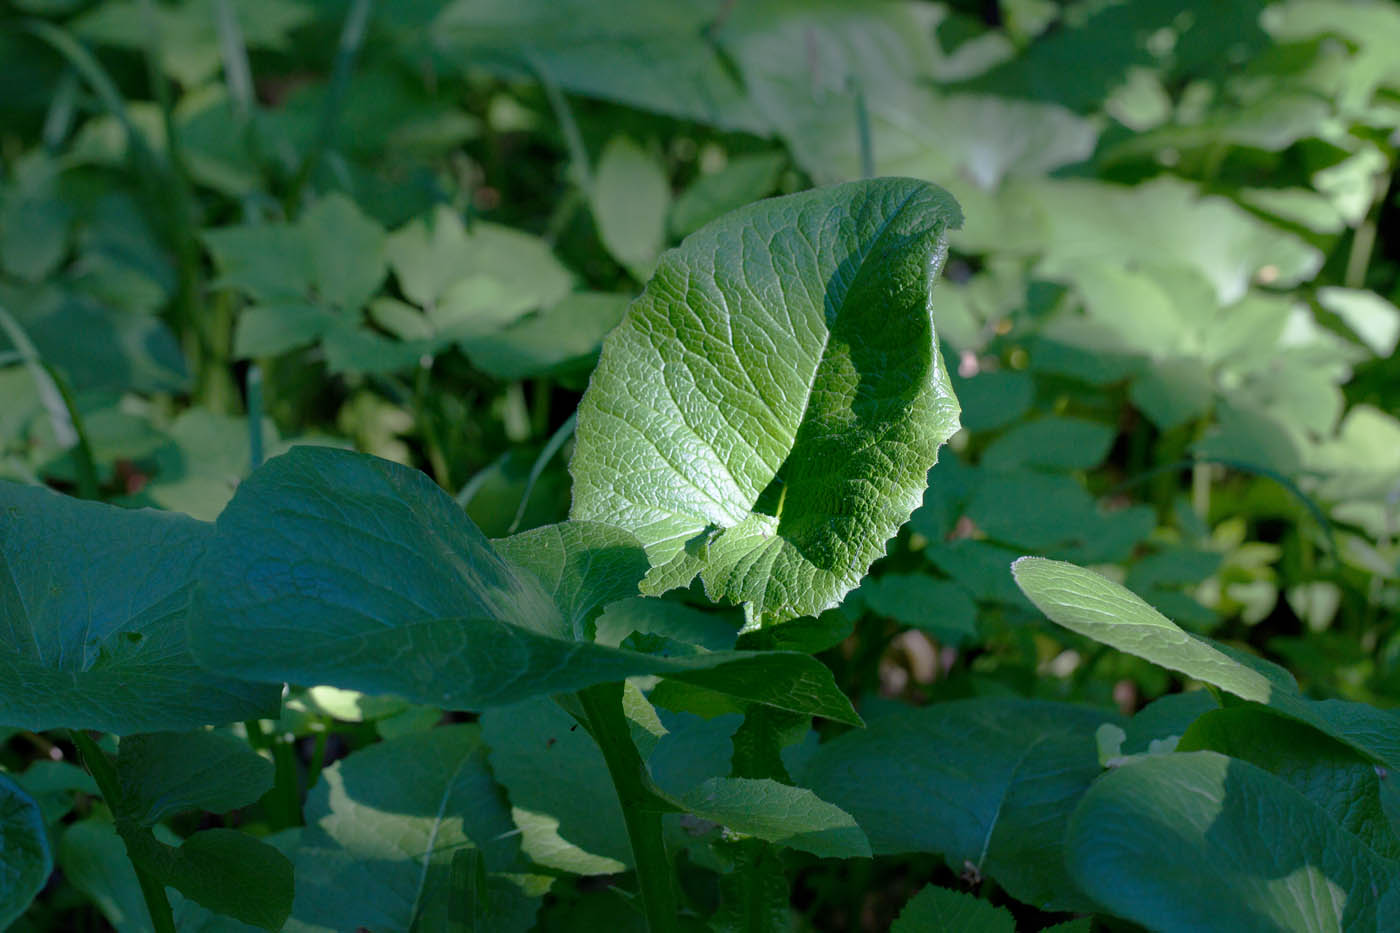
[1,1,1399,930]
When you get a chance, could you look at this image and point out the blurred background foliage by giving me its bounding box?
[1,0,1398,929]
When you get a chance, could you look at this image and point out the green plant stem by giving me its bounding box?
[70,731,177,933]
[414,359,452,487]
[507,411,576,535]
[1345,169,1391,289]
[139,0,219,408]
[245,719,302,829]
[1191,461,1211,520]
[0,306,100,499]
[531,51,592,191]
[576,683,679,933]
[288,0,373,210]
[852,78,874,179]
[247,364,264,470]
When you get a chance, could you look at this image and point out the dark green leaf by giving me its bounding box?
[801,697,1114,911]
[0,482,277,733]
[891,886,1014,933]
[290,725,538,933]
[1067,752,1400,931]
[0,773,50,928]
[115,731,274,826]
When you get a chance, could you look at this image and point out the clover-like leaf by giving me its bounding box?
[570,177,962,626]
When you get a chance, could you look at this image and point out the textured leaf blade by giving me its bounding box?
[571,177,962,625]
[0,482,278,733]
[493,520,650,640]
[891,886,1015,933]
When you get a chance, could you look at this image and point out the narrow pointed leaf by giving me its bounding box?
[1013,557,1400,771]
[0,482,278,733]
[676,778,870,859]
[570,177,962,626]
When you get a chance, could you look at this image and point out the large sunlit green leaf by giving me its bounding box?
[1067,752,1400,932]
[0,482,278,733]
[195,447,858,722]
[0,773,49,928]
[800,697,1115,911]
[288,725,539,933]
[570,177,962,626]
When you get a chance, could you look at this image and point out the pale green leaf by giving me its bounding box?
[0,482,278,733]
[570,177,963,626]
[670,152,785,238]
[592,137,670,279]
[298,193,387,312]
[385,206,573,340]
[1013,557,1279,702]
[459,291,629,381]
[1317,286,1400,357]
[1014,557,1400,771]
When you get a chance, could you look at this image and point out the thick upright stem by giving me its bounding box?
[575,683,679,933]
[70,731,176,933]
